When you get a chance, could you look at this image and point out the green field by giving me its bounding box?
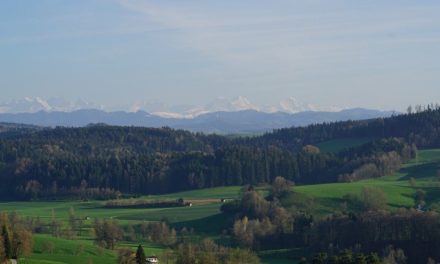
[286,149,440,215]
[1,149,440,263]
[0,187,244,263]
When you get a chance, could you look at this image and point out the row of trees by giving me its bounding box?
[300,247,406,264]
[105,198,189,209]
[94,219,181,250]
[119,239,261,264]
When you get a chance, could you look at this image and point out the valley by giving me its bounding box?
[2,147,439,263]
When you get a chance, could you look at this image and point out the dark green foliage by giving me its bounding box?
[249,106,440,150]
[1,225,11,259]
[312,252,327,264]
[0,108,434,199]
[366,253,381,264]
[309,210,440,263]
[306,250,383,264]
[415,189,426,205]
[338,250,353,264]
[0,123,41,139]
[299,257,309,264]
[354,254,367,264]
[135,245,146,264]
[220,199,241,214]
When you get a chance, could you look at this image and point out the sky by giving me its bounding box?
[0,0,439,111]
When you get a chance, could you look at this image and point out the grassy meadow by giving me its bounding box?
[286,148,440,216]
[1,146,440,263]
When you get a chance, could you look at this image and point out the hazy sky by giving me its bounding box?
[1,0,439,111]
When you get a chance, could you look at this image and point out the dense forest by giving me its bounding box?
[243,104,440,150]
[0,107,439,200]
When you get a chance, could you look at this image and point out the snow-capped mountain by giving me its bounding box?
[137,96,336,118]
[0,97,101,113]
[0,108,397,134]
[0,96,340,117]
[0,96,398,134]
[278,97,316,113]
[180,96,259,118]
[0,97,51,113]
[205,96,258,112]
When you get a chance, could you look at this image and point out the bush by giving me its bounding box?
[344,187,387,212]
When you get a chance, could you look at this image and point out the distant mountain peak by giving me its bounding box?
[0,97,101,114]
[0,107,396,133]
[0,96,344,117]
[278,97,311,113]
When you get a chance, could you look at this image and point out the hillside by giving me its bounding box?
[285,148,440,215]
[1,148,439,263]
[2,108,440,199]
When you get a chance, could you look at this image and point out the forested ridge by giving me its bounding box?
[0,107,439,200]
[243,104,440,150]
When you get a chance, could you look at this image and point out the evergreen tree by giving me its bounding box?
[366,253,381,264]
[355,253,368,264]
[135,245,146,264]
[2,225,12,259]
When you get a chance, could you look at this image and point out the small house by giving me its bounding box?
[146,256,159,263]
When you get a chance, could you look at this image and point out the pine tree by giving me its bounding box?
[136,245,146,264]
[2,225,12,259]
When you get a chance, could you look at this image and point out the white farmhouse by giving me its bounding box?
[146,256,159,263]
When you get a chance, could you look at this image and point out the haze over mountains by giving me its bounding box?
[0,97,396,133]
[0,96,339,116]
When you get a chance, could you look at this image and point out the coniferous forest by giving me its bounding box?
[1,107,439,200]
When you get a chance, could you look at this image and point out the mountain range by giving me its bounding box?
[0,96,339,118]
[0,108,396,134]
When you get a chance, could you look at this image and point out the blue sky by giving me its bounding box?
[1,0,439,111]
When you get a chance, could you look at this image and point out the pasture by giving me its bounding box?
[286,148,440,215]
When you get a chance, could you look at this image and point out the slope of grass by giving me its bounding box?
[20,234,115,264]
[0,187,243,263]
[284,149,440,216]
